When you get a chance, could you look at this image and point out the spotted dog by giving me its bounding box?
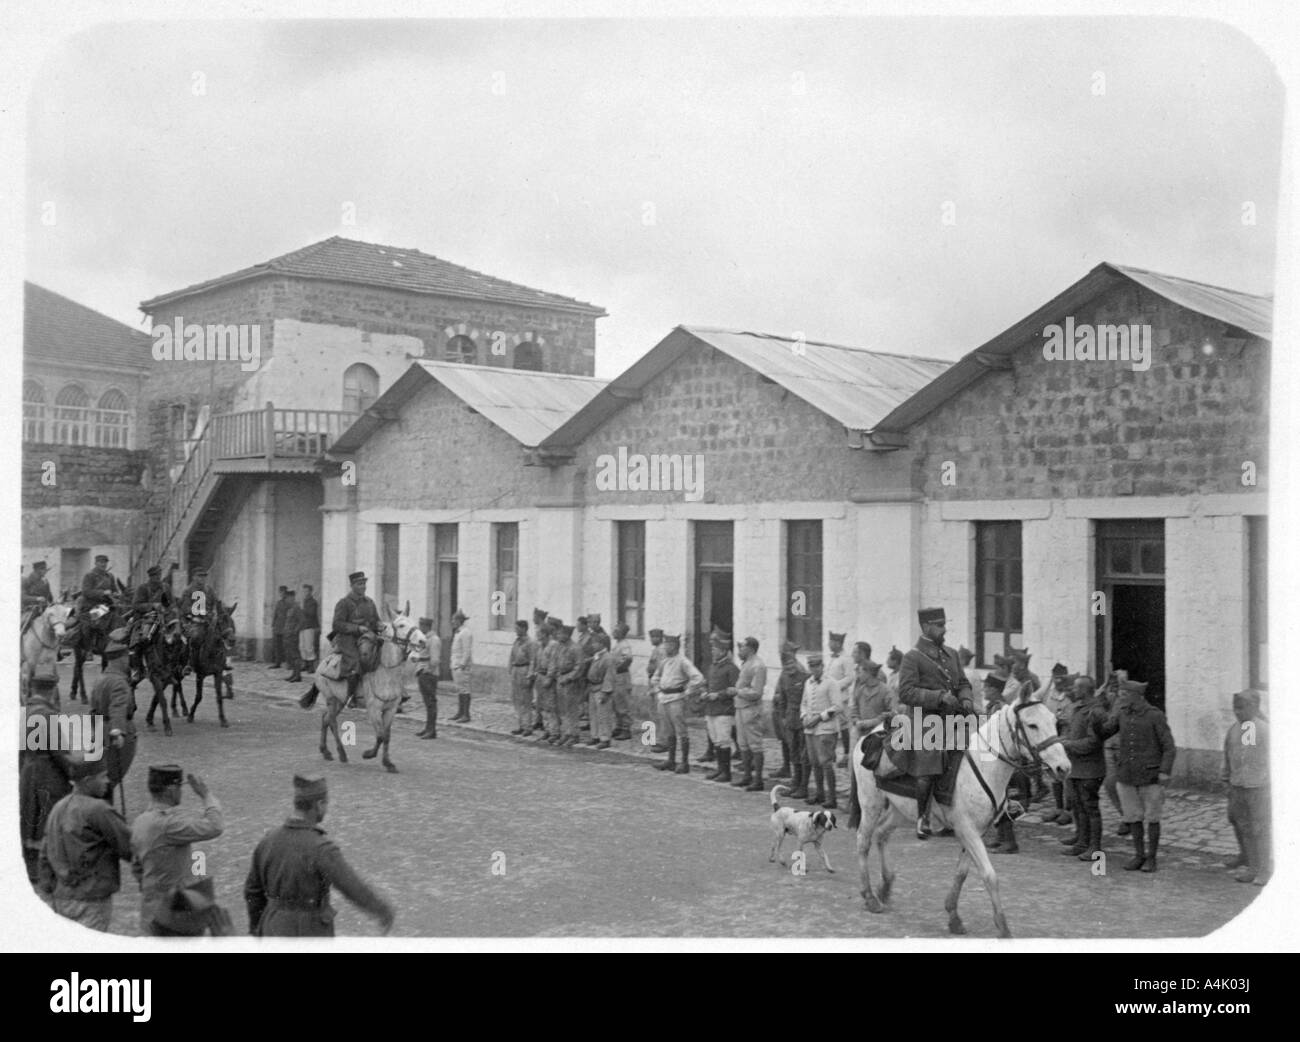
[769,784,837,872]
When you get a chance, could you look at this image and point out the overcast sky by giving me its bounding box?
[25,17,1282,376]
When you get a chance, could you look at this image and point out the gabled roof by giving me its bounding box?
[140,236,607,316]
[331,360,608,453]
[538,325,952,451]
[872,262,1273,435]
[24,282,152,372]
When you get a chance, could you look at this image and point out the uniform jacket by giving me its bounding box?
[533,641,557,687]
[91,668,136,739]
[826,651,854,711]
[130,794,225,927]
[646,643,667,682]
[651,654,704,704]
[735,655,767,712]
[1223,718,1268,789]
[898,637,974,716]
[284,603,304,635]
[703,657,739,716]
[1058,696,1107,779]
[775,662,811,730]
[180,583,218,619]
[41,792,132,901]
[586,651,615,697]
[1098,697,1176,786]
[244,818,392,937]
[451,627,474,672]
[133,580,174,612]
[551,640,580,688]
[800,675,840,734]
[509,637,538,674]
[22,571,54,608]
[331,592,380,672]
[851,665,895,732]
[79,569,117,608]
[272,597,291,635]
[302,595,320,631]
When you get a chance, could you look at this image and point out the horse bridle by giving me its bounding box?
[29,607,69,651]
[964,700,1062,817]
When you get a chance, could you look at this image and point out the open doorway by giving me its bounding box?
[693,521,734,669]
[430,523,459,680]
[1095,520,1166,710]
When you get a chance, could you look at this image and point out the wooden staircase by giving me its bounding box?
[131,403,358,585]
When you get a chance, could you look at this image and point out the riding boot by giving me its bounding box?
[1064,808,1089,856]
[459,692,471,722]
[1079,809,1103,861]
[915,776,934,839]
[772,740,792,779]
[1123,824,1147,870]
[731,750,753,787]
[675,738,691,774]
[747,752,766,793]
[416,692,436,738]
[345,674,361,710]
[654,740,677,771]
[806,764,824,805]
[697,737,716,764]
[820,762,835,807]
[789,761,809,800]
[1140,822,1160,873]
[705,748,727,781]
[712,748,732,783]
[1117,821,1131,837]
[993,816,1019,854]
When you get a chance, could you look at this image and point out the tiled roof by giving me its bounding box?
[539,326,952,450]
[24,281,152,371]
[331,360,608,452]
[140,237,606,316]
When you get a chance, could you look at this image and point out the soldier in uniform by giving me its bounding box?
[130,765,224,935]
[898,606,975,839]
[800,653,840,808]
[733,636,768,792]
[585,632,616,749]
[508,619,538,736]
[645,628,670,753]
[90,627,138,806]
[180,566,218,635]
[412,617,440,739]
[78,554,118,613]
[648,634,705,774]
[552,624,582,746]
[271,586,291,668]
[39,753,132,931]
[128,564,176,684]
[449,609,474,721]
[21,560,55,633]
[300,584,321,676]
[20,672,72,884]
[534,621,561,743]
[331,571,381,707]
[825,631,854,767]
[609,623,634,741]
[244,773,395,937]
[770,641,806,785]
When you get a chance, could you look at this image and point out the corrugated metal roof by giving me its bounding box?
[331,360,608,453]
[1109,264,1272,339]
[872,262,1273,434]
[141,236,606,316]
[682,327,952,432]
[25,282,152,371]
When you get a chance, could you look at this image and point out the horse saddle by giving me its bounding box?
[319,652,344,680]
[860,730,962,809]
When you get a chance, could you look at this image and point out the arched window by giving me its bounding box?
[445,334,477,365]
[342,363,380,414]
[513,341,543,371]
[54,384,90,445]
[23,380,45,442]
[96,388,130,448]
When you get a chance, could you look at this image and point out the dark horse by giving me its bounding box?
[187,601,237,728]
[67,593,127,703]
[139,612,190,737]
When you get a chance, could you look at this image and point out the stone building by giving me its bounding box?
[328,263,1269,784]
[22,282,151,592]
[131,236,605,656]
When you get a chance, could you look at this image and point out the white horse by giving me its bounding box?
[849,688,1072,938]
[301,604,421,773]
[20,601,74,702]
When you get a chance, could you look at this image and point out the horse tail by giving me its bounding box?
[770,784,790,810]
[299,684,319,710]
[847,765,861,830]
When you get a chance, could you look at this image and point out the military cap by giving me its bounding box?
[709,629,732,647]
[293,773,328,800]
[557,624,574,638]
[1009,648,1032,663]
[348,571,367,584]
[1119,679,1149,697]
[104,626,130,655]
[612,622,630,638]
[587,612,601,623]
[828,631,846,643]
[1050,661,1069,676]
[663,633,682,643]
[917,607,946,627]
[418,617,434,628]
[515,619,530,630]
[32,560,48,570]
[983,673,1007,692]
[1233,688,1262,706]
[147,564,162,577]
[153,876,217,935]
[285,590,296,597]
[94,554,109,564]
[648,628,664,638]
[743,636,760,651]
[148,764,184,790]
[780,640,801,655]
[67,751,109,781]
[193,566,209,576]
[452,609,469,622]
[547,616,565,629]
[576,615,589,625]
[805,651,824,666]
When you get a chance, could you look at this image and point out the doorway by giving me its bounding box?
[430,524,459,680]
[693,521,734,669]
[1095,520,1166,710]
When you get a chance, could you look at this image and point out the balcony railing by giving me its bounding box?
[23,404,134,449]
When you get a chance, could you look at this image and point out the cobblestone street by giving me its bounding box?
[21,659,1265,940]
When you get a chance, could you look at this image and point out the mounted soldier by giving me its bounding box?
[330,571,381,707]
[78,554,118,613]
[21,560,55,633]
[180,566,218,632]
[129,564,177,685]
[897,606,975,839]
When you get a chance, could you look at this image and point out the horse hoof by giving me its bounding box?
[321,747,334,761]
[384,762,399,774]
[948,917,967,936]
[863,897,884,914]
[362,749,377,759]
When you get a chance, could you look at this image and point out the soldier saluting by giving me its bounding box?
[331,571,380,708]
[898,606,974,839]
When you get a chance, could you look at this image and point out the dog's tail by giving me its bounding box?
[770,784,790,810]
[298,684,319,710]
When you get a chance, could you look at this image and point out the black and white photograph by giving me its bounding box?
[5,1,1298,961]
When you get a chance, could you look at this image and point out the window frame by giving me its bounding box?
[491,521,519,632]
[615,520,646,638]
[975,520,1024,668]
